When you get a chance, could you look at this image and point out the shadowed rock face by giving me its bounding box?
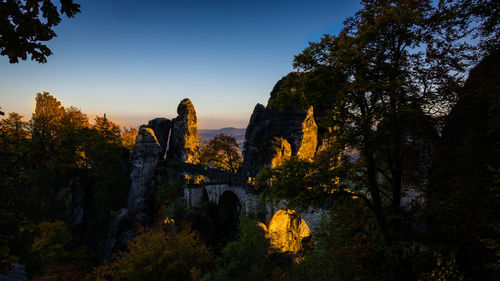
[127,127,161,218]
[0,263,27,281]
[241,104,318,177]
[148,118,171,159]
[168,98,199,163]
[106,127,161,258]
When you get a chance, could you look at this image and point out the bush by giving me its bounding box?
[90,226,212,281]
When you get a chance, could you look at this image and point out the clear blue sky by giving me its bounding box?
[0,0,360,129]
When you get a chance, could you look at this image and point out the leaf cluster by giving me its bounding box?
[0,0,80,63]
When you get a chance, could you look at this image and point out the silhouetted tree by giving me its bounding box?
[259,0,495,280]
[199,134,242,173]
[0,0,80,63]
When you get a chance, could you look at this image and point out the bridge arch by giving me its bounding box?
[218,190,242,240]
[267,209,311,253]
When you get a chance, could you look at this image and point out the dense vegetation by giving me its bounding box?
[0,0,499,280]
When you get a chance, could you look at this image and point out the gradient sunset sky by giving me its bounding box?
[0,0,360,129]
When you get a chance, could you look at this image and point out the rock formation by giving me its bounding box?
[0,263,27,281]
[296,106,317,161]
[241,103,318,177]
[105,127,161,258]
[267,209,311,253]
[148,118,171,159]
[168,98,199,163]
[270,137,292,168]
[127,127,161,217]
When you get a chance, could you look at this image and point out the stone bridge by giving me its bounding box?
[179,163,326,234]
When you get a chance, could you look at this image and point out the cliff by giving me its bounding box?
[241,90,318,177]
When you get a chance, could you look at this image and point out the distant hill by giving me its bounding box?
[198,127,246,149]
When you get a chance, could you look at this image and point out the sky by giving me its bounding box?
[0,0,361,129]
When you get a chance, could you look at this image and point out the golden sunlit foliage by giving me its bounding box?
[93,114,121,144]
[90,226,212,281]
[199,133,242,173]
[121,127,138,153]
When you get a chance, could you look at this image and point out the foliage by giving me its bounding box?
[121,127,138,153]
[93,114,121,144]
[90,226,212,281]
[293,200,385,281]
[425,48,500,280]
[256,142,366,211]
[31,221,74,263]
[30,220,90,280]
[0,112,35,273]
[199,133,242,173]
[418,252,465,281]
[258,1,499,280]
[206,216,286,281]
[0,0,81,63]
[0,92,131,273]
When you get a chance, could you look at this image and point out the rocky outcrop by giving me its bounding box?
[127,127,161,218]
[105,126,162,258]
[168,99,199,163]
[241,103,318,177]
[0,263,27,281]
[104,209,134,258]
[267,209,310,253]
[70,178,90,239]
[297,107,317,161]
[148,118,171,159]
[270,138,291,168]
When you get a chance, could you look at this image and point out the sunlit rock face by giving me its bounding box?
[271,137,292,168]
[241,103,318,177]
[297,106,318,161]
[168,98,199,163]
[267,209,311,253]
[127,127,161,217]
[148,118,171,159]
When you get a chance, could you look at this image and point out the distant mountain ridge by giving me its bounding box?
[198,127,246,148]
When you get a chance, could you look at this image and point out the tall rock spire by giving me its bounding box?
[167,98,199,163]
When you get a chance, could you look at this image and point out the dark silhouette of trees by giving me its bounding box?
[427,48,500,280]
[0,0,80,63]
[258,0,497,280]
[91,226,212,281]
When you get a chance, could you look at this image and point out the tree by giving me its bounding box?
[0,0,81,63]
[258,0,491,279]
[121,127,138,153]
[93,114,121,144]
[199,134,242,173]
[91,226,212,281]
[0,112,34,274]
[207,216,284,281]
[30,92,65,160]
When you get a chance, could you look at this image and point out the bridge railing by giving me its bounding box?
[165,162,254,190]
